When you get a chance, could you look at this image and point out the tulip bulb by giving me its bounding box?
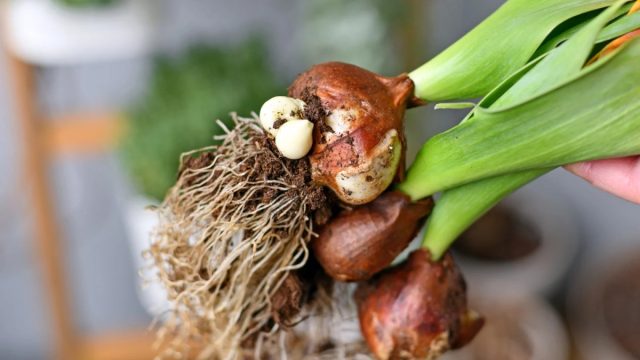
[289,62,421,205]
[259,96,306,137]
[275,119,314,160]
[312,191,433,282]
[355,249,484,360]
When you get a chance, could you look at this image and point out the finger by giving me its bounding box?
[565,157,640,204]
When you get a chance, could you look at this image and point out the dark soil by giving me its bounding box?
[273,118,287,129]
[179,151,216,188]
[602,258,640,358]
[454,205,541,262]
[300,87,334,140]
[249,133,337,326]
[180,132,335,225]
[270,273,307,327]
[290,108,304,119]
[252,133,334,220]
[270,255,333,327]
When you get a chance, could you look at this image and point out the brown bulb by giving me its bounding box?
[289,62,423,205]
[355,249,484,360]
[312,191,433,282]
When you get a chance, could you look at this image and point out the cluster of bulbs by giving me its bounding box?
[259,96,314,160]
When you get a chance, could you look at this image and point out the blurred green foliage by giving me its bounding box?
[121,38,283,201]
[56,0,119,7]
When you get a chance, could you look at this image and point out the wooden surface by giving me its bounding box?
[80,331,157,360]
[4,20,151,359]
[6,44,79,360]
[43,112,124,155]
[81,331,203,360]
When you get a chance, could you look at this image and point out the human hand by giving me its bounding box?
[565,156,640,204]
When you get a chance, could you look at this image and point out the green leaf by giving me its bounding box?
[421,170,544,259]
[409,0,625,101]
[434,102,476,110]
[536,5,640,54]
[494,0,626,109]
[400,38,640,201]
[419,1,627,259]
[599,10,640,39]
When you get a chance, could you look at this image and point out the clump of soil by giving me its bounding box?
[182,133,331,215]
[454,205,541,262]
[149,115,339,359]
[299,87,334,141]
[272,118,287,129]
[602,258,640,358]
[253,133,334,219]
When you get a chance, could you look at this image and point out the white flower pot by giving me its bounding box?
[568,247,640,360]
[123,195,169,317]
[5,0,156,65]
[454,187,579,299]
[443,296,569,360]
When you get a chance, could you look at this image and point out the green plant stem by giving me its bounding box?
[421,169,547,259]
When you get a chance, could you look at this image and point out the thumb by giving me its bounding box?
[565,157,640,204]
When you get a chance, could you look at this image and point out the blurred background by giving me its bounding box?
[1,0,639,359]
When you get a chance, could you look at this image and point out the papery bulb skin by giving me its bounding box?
[312,191,433,282]
[355,249,484,360]
[289,62,422,205]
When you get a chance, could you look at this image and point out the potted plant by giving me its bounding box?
[442,296,569,360]
[120,38,282,315]
[5,0,155,65]
[451,186,579,299]
[569,247,640,360]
